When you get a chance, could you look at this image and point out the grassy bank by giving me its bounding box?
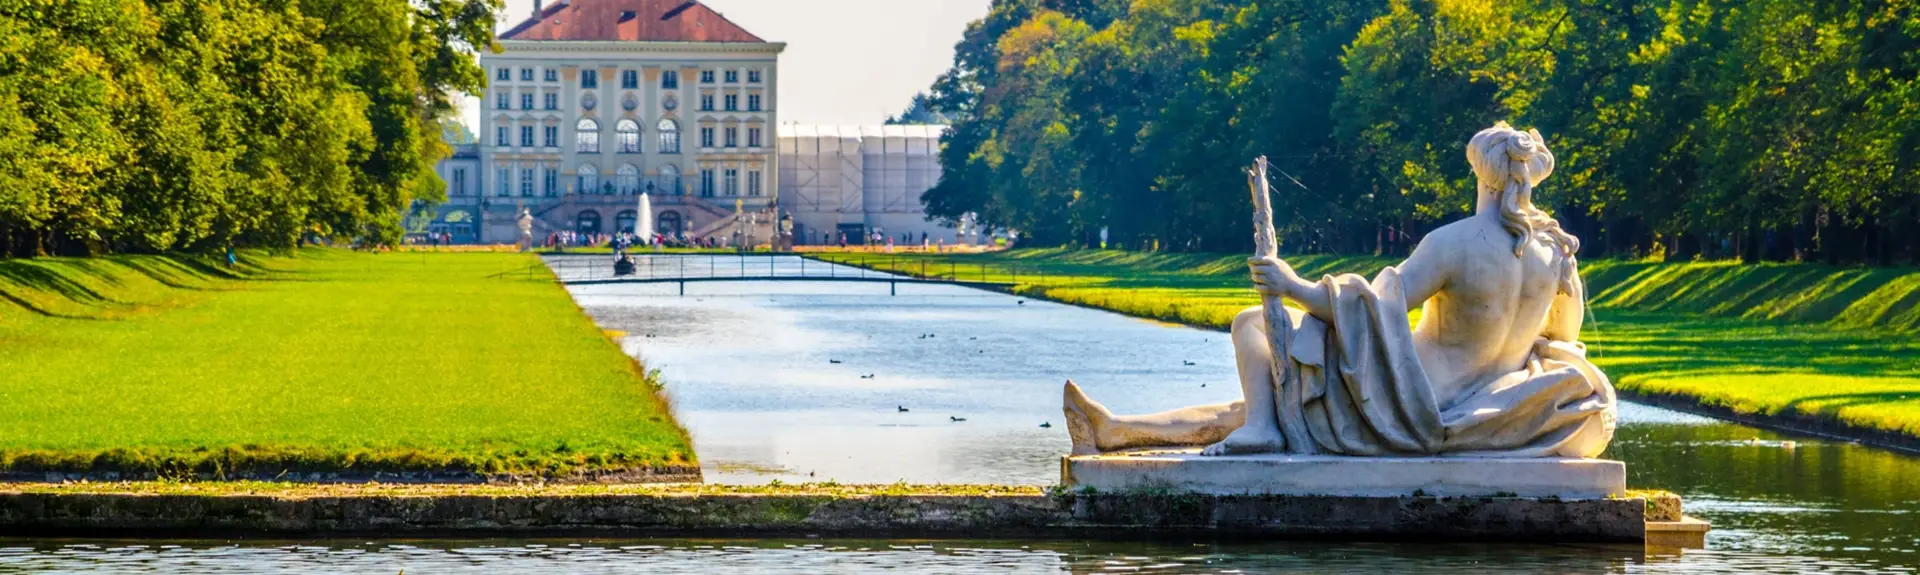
[811,249,1920,444]
[0,249,693,478]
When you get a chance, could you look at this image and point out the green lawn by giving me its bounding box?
[813,249,1920,442]
[0,249,692,478]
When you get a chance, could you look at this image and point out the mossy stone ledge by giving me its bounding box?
[0,484,1652,542]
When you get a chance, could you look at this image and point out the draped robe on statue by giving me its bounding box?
[1277,267,1616,458]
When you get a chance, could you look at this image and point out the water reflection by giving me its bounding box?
[4,537,1867,574]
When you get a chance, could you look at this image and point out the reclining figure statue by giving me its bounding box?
[1065,123,1617,459]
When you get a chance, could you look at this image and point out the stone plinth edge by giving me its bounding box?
[1062,451,1627,499]
[0,488,1645,543]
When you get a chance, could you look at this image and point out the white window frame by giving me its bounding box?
[617,119,642,153]
[576,118,600,153]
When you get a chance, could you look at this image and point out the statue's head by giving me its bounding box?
[1467,122,1577,259]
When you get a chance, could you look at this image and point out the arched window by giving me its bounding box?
[615,210,637,234]
[657,118,681,154]
[658,211,684,236]
[576,118,600,153]
[617,164,640,195]
[616,119,641,153]
[659,164,682,195]
[576,163,598,195]
[576,210,602,236]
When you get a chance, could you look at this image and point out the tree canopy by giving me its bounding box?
[0,0,501,257]
[916,0,1920,263]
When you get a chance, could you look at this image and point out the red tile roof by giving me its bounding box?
[501,0,766,43]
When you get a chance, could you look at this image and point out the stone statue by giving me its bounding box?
[516,208,534,251]
[1064,123,1616,459]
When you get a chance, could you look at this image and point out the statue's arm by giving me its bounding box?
[1542,257,1586,342]
[1391,233,1451,310]
[1250,257,1334,321]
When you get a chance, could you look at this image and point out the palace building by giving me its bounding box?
[430,0,958,246]
[435,0,783,243]
[777,125,957,245]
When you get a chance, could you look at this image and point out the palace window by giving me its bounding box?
[657,119,681,154]
[581,69,598,89]
[617,119,641,153]
[543,126,558,148]
[700,94,715,112]
[617,164,640,195]
[544,68,558,82]
[520,168,534,197]
[724,70,738,83]
[660,164,681,195]
[576,118,600,153]
[724,94,738,112]
[699,168,715,197]
[495,92,509,110]
[748,70,761,83]
[577,164,599,195]
[520,93,533,110]
[747,170,762,196]
[451,168,466,196]
[494,126,508,146]
[724,127,738,148]
[747,94,761,112]
[496,67,510,81]
[700,70,714,84]
[520,68,534,82]
[495,168,511,196]
[544,93,558,110]
[519,126,534,147]
[621,69,638,89]
[747,127,761,148]
[700,127,715,149]
[543,167,559,197]
[724,168,739,196]
[661,70,679,90]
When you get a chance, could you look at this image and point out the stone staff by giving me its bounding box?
[1246,156,1315,454]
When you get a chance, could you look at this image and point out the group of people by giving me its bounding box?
[817,230,960,253]
[543,231,611,249]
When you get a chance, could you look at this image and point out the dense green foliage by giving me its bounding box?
[918,0,1920,263]
[0,0,500,257]
[0,250,694,477]
[813,249,1920,440]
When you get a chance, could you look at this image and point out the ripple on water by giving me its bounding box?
[3,538,1914,573]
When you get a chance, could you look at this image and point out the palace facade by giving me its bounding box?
[429,1,960,246]
[777,125,957,246]
[433,0,783,243]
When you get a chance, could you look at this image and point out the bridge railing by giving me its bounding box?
[542,253,1042,287]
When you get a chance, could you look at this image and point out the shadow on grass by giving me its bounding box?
[1583,261,1920,333]
[0,253,280,319]
[1585,311,1920,380]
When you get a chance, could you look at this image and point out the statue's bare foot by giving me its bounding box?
[1201,425,1283,456]
[1062,380,1111,455]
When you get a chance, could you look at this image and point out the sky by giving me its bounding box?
[461,0,990,129]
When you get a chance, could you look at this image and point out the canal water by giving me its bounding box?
[4,255,1912,573]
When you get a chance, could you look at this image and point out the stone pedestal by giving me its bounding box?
[1063,450,1627,499]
